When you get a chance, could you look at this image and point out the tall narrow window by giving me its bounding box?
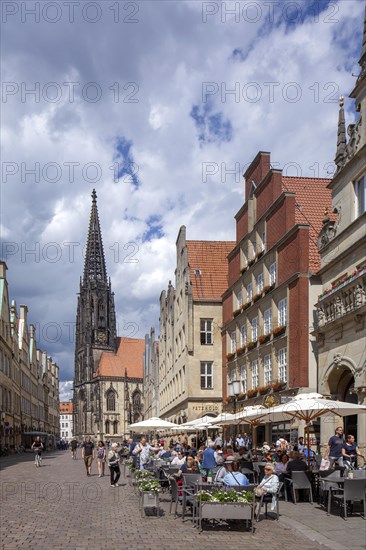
[251,360,259,389]
[278,298,287,326]
[261,230,266,252]
[201,362,213,389]
[264,308,272,335]
[264,355,272,385]
[230,331,236,353]
[200,319,213,345]
[278,348,287,383]
[269,262,276,286]
[240,366,247,393]
[106,391,116,411]
[251,317,258,342]
[237,290,243,308]
[257,273,264,293]
[240,325,247,347]
[247,282,253,302]
[105,420,110,434]
[355,174,366,217]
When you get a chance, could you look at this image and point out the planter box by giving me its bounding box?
[199,501,254,531]
[139,491,160,517]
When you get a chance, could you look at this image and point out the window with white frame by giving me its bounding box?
[264,355,272,385]
[251,360,259,388]
[257,273,264,293]
[252,241,257,257]
[242,249,248,267]
[240,325,247,347]
[237,290,243,308]
[201,362,213,389]
[240,366,247,393]
[264,308,272,335]
[355,173,366,217]
[251,317,258,341]
[228,368,236,383]
[269,262,276,285]
[278,298,287,326]
[230,331,236,353]
[247,282,253,302]
[278,348,287,383]
[200,319,213,345]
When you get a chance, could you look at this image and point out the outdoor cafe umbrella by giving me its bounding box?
[206,412,236,425]
[246,393,366,467]
[128,417,179,432]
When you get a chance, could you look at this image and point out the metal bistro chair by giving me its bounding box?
[182,474,202,523]
[287,471,313,504]
[225,483,256,493]
[169,476,183,517]
[330,478,366,520]
[240,467,256,483]
[256,482,283,522]
[318,470,341,508]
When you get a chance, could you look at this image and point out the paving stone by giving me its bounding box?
[0,452,363,549]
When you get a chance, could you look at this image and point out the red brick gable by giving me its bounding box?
[186,240,235,300]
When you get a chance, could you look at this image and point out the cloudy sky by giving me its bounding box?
[1,0,364,400]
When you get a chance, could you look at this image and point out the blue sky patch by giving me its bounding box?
[114,136,140,189]
[190,102,233,146]
[142,215,164,242]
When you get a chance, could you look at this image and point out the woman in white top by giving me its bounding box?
[171,450,186,466]
[275,454,289,481]
[255,463,280,513]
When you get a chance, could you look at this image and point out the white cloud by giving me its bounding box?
[1,0,363,387]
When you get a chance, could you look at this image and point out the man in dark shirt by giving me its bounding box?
[285,451,307,501]
[81,436,95,476]
[325,426,344,468]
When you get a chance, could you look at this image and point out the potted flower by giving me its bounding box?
[247,388,257,398]
[226,352,236,361]
[197,489,254,531]
[258,334,270,344]
[273,325,286,337]
[257,385,269,395]
[263,285,271,294]
[253,293,261,303]
[271,381,285,392]
[137,478,161,513]
[241,302,251,311]
[246,341,256,351]
[237,345,247,356]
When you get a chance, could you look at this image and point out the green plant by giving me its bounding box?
[246,341,256,350]
[272,325,286,337]
[135,470,153,480]
[197,489,254,503]
[137,479,160,493]
[237,346,247,356]
[241,302,251,311]
[258,334,270,344]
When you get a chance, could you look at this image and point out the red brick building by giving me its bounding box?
[222,151,332,443]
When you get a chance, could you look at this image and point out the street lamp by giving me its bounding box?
[229,378,241,450]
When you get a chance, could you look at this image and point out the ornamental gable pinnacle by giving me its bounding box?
[83,189,107,285]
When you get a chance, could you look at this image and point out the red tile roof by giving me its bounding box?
[186,240,235,300]
[59,402,73,414]
[282,177,332,273]
[95,337,145,379]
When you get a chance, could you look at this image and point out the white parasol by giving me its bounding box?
[128,417,180,431]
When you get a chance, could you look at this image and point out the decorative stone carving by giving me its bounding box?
[317,208,337,250]
[333,353,342,365]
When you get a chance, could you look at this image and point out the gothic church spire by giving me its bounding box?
[83,189,107,285]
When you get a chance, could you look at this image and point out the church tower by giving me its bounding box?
[73,190,117,436]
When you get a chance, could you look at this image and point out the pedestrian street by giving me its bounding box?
[2,450,363,550]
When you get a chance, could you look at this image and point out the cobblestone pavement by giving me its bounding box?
[0,452,361,550]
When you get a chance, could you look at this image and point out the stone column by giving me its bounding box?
[355,388,366,456]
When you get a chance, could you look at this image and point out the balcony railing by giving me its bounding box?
[316,273,366,328]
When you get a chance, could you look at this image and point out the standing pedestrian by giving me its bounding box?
[108,442,121,487]
[325,426,345,468]
[96,441,106,477]
[70,438,78,460]
[81,436,95,477]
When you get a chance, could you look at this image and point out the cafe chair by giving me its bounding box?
[182,474,200,524]
[169,476,183,517]
[256,482,283,522]
[351,470,366,479]
[330,478,366,520]
[226,483,256,493]
[287,472,313,504]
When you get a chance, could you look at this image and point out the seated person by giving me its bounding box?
[171,450,186,466]
[222,456,250,486]
[275,453,289,482]
[255,463,280,515]
[214,456,226,483]
[178,455,200,476]
[284,451,308,502]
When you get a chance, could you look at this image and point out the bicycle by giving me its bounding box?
[34,449,42,467]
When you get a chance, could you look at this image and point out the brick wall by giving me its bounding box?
[222,293,232,325]
[288,276,309,388]
[255,171,283,221]
[236,204,248,243]
[277,227,309,285]
[244,152,270,199]
[228,248,240,287]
